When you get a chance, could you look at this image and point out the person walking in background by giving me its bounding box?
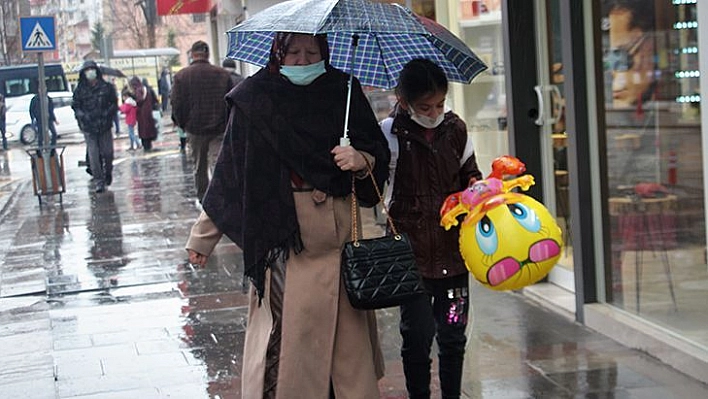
[184,32,389,397]
[382,58,482,399]
[221,58,244,87]
[142,78,162,136]
[0,94,7,150]
[158,68,171,112]
[128,77,159,151]
[172,114,187,153]
[119,91,140,151]
[171,40,234,204]
[72,60,118,193]
[29,93,59,148]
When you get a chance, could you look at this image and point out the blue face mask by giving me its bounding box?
[280,60,326,86]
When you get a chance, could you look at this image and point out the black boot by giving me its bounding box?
[402,359,432,399]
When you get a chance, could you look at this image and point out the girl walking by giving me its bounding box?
[383,58,483,399]
[119,92,140,150]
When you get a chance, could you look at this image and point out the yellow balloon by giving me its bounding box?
[439,155,563,291]
[458,193,563,290]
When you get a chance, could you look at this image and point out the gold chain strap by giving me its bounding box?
[350,155,401,245]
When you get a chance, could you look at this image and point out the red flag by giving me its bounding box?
[157,0,212,16]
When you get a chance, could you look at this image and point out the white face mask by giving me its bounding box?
[410,110,445,129]
[280,60,326,86]
[85,69,97,81]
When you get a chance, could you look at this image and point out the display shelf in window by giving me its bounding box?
[458,7,505,132]
[459,12,502,28]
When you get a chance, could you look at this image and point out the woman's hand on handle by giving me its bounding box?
[331,145,366,172]
[187,249,209,268]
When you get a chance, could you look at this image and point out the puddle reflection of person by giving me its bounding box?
[87,190,125,267]
[0,151,9,176]
[603,0,656,108]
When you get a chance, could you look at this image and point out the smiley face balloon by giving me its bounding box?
[440,156,563,291]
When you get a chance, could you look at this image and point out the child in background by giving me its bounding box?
[119,92,140,150]
[171,114,187,153]
[382,58,482,399]
[176,126,187,153]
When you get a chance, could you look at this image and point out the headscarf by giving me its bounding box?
[129,76,145,100]
[266,32,330,74]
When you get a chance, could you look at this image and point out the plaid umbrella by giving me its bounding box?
[226,0,487,89]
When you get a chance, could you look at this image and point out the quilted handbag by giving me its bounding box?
[341,161,424,310]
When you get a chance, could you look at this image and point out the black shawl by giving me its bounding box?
[202,67,390,301]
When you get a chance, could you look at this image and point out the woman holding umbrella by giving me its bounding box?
[185,32,390,398]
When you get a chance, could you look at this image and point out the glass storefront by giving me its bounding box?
[600,0,707,348]
[436,0,708,376]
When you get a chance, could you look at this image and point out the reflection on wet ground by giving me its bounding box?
[0,135,707,398]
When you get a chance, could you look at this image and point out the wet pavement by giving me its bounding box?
[1,127,707,398]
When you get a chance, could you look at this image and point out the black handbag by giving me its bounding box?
[341,162,424,310]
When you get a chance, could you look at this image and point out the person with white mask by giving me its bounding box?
[380,58,483,399]
[72,60,118,193]
[184,32,390,398]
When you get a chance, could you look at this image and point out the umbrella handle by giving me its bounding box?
[341,34,360,147]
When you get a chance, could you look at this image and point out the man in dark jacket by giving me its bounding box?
[222,58,244,87]
[29,93,58,148]
[171,40,234,204]
[158,68,171,112]
[72,60,118,193]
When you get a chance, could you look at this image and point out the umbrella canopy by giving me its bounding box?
[226,0,487,89]
[72,64,126,78]
[98,65,126,78]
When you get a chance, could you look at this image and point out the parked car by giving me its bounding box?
[4,91,81,145]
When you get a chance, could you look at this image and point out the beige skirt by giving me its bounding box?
[241,190,384,399]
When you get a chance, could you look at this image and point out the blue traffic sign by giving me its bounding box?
[20,16,56,52]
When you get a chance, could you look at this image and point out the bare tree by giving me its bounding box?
[0,0,24,65]
[106,0,198,50]
[136,0,157,48]
[107,0,150,49]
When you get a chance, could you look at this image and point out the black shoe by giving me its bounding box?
[95,184,106,193]
[106,173,112,186]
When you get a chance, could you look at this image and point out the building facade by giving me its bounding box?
[434,0,707,383]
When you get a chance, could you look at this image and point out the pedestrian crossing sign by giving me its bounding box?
[20,16,56,52]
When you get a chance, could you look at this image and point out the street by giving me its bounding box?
[0,127,707,398]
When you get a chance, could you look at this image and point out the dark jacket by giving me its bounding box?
[170,59,234,136]
[29,94,57,126]
[229,71,245,87]
[388,110,482,279]
[202,67,390,300]
[72,61,118,135]
[135,87,158,140]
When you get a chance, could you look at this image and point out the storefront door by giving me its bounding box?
[449,0,576,297]
[532,0,575,292]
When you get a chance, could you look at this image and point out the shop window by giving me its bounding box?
[601,0,706,349]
